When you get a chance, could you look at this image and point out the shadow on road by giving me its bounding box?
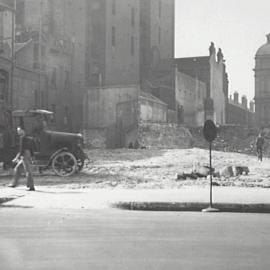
[0,204,33,209]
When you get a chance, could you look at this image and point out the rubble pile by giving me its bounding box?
[138,123,193,149]
[190,125,264,155]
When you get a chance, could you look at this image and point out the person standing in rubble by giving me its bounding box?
[8,126,35,191]
[255,133,264,161]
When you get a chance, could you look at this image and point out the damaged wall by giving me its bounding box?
[138,122,193,149]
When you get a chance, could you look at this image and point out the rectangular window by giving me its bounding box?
[131,7,135,27]
[131,36,134,55]
[112,0,116,15]
[112,26,116,47]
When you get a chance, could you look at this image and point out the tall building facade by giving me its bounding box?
[85,0,140,87]
[0,0,47,115]
[2,0,175,141]
[254,34,270,127]
[15,0,87,131]
[84,0,175,133]
[140,0,175,110]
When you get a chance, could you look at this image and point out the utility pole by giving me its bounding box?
[10,0,16,110]
[38,0,43,108]
[1,0,17,110]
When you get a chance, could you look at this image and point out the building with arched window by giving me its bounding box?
[254,34,270,128]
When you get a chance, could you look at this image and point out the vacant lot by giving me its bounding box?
[1,148,268,189]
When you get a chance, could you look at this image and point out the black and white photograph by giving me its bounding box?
[0,0,270,269]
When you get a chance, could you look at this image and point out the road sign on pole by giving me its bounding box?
[202,120,219,213]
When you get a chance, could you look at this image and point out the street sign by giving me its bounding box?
[202,120,219,212]
[203,120,217,142]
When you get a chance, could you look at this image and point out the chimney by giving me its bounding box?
[233,91,239,104]
[241,95,247,108]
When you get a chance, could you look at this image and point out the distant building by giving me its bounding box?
[254,33,270,128]
[226,92,255,127]
[175,43,227,126]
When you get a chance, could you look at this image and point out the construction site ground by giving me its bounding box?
[0,148,269,190]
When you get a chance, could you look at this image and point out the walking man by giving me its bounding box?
[8,126,35,191]
[256,133,264,162]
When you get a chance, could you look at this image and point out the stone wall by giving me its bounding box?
[227,101,255,127]
[139,92,167,123]
[83,128,106,149]
[175,69,206,127]
[138,122,193,149]
[83,122,193,150]
[84,85,139,129]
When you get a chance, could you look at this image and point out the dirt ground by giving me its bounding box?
[1,148,268,189]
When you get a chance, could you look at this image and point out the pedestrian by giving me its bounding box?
[8,126,35,191]
[255,132,264,161]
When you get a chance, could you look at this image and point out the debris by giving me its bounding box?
[176,172,198,180]
[219,166,234,177]
[176,163,217,181]
[219,165,249,177]
[234,166,249,176]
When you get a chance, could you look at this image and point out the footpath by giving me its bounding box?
[1,186,270,213]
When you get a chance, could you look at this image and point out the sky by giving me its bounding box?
[175,0,270,101]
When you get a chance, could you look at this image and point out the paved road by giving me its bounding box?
[0,208,269,270]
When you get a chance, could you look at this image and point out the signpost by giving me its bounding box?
[202,120,219,212]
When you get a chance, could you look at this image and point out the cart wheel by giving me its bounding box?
[52,151,77,177]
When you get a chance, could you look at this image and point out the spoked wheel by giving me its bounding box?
[52,151,77,177]
[75,148,87,172]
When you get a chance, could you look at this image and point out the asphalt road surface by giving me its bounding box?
[0,208,269,270]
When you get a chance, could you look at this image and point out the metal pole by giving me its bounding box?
[10,0,16,110]
[38,0,43,108]
[209,141,212,208]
